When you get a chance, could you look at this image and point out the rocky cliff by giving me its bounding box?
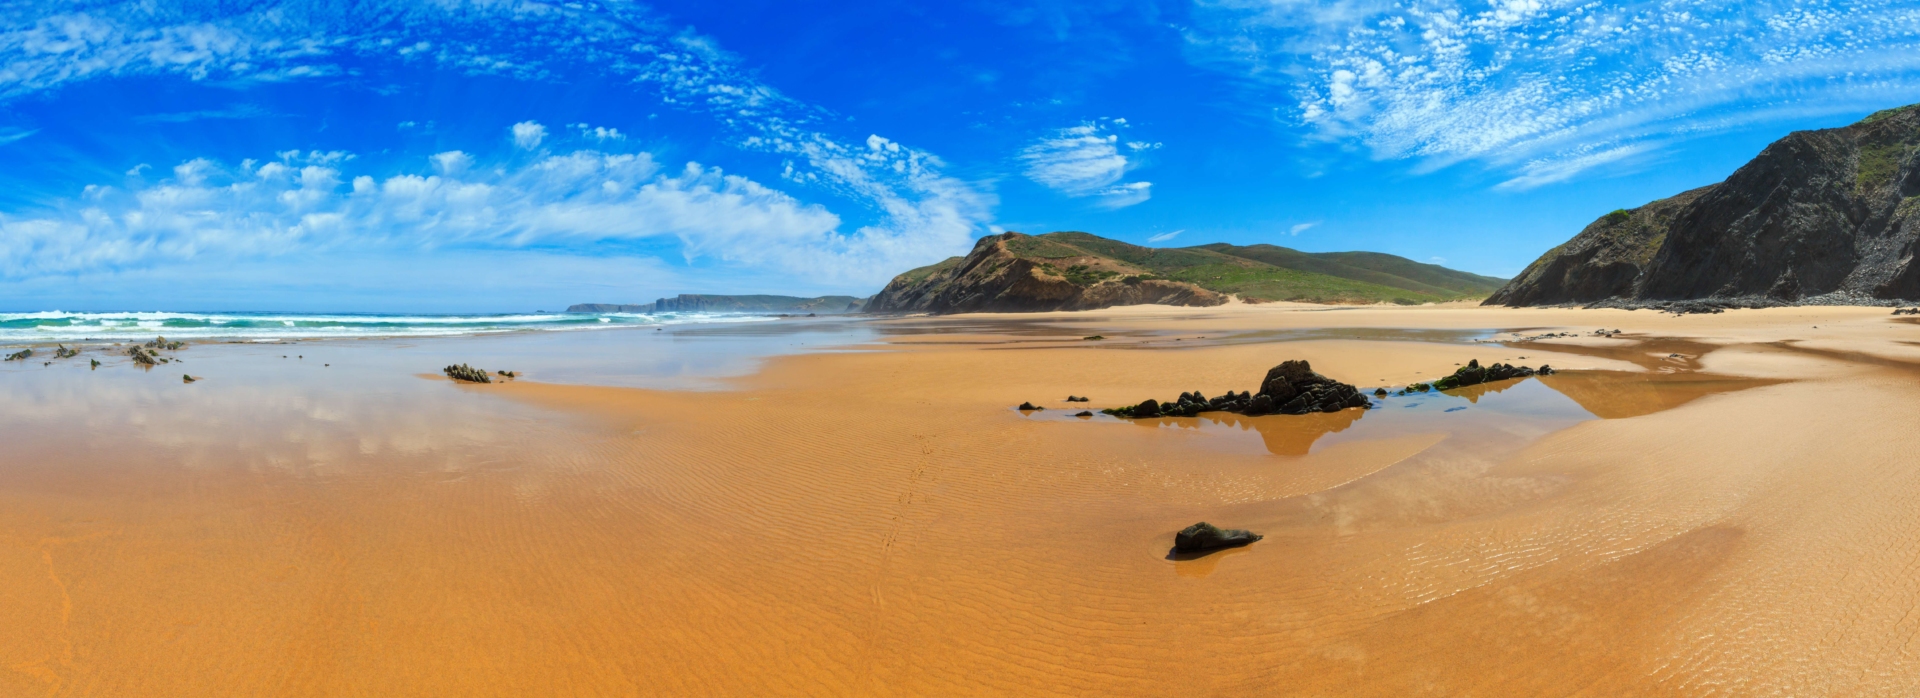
[866,233,1228,313]
[1489,103,1920,307]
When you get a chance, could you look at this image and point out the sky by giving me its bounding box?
[0,0,1917,312]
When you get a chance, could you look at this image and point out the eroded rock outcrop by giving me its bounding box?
[1103,360,1370,418]
[1488,102,1920,307]
[866,232,1228,314]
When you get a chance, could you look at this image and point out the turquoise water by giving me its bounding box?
[0,310,778,344]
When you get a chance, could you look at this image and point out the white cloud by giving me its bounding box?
[0,2,996,289]
[1289,222,1318,235]
[572,123,625,141]
[1021,119,1156,208]
[511,120,546,150]
[1188,0,1920,185]
[1147,229,1183,243]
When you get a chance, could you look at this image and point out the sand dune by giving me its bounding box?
[0,305,1915,695]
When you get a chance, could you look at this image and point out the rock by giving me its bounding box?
[128,347,156,366]
[1074,411,1093,417]
[1017,402,1043,411]
[1101,360,1369,419]
[443,363,492,383]
[1428,358,1554,390]
[1083,335,1105,340]
[1373,387,1389,397]
[1132,398,1162,418]
[1484,102,1920,308]
[497,370,517,378]
[182,374,197,384]
[1173,522,1262,553]
[1895,307,1920,315]
[3,348,30,362]
[54,345,78,359]
[1066,395,1090,402]
[90,359,100,369]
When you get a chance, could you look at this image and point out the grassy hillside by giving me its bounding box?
[892,231,1506,304]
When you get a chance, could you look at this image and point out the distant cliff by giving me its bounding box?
[568,294,866,314]
[1488,102,1920,307]
[867,231,1503,314]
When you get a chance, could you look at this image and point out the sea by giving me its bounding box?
[0,310,781,345]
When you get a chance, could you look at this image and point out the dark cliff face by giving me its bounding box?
[1487,103,1920,306]
[865,233,1227,314]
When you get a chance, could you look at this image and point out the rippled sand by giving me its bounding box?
[1,304,1917,695]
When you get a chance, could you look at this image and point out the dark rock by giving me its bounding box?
[182,374,197,384]
[1017,402,1043,411]
[1429,358,1554,390]
[1173,522,1262,553]
[1895,307,1920,315]
[1065,395,1090,402]
[1487,102,1920,308]
[497,370,517,378]
[128,346,156,366]
[443,363,492,383]
[1083,335,1106,340]
[1074,411,1093,417]
[1373,387,1389,397]
[54,345,78,359]
[3,348,30,362]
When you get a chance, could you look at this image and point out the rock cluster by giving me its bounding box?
[128,346,158,366]
[1173,522,1262,553]
[1426,359,1554,392]
[53,345,78,359]
[1016,401,1043,411]
[443,363,493,383]
[4,348,30,362]
[1895,308,1920,315]
[1103,360,1371,418]
[1065,395,1090,402]
[146,336,187,351]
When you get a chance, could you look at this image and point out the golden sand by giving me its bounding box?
[2,304,1919,695]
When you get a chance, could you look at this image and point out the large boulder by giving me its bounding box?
[1173,522,1262,553]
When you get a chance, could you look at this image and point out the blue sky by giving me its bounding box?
[1,0,1917,311]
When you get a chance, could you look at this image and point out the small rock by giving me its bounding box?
[182,374,197,383]
[1073,411,1093,417]
[1017,402,1042,411]
[1173,522,1262,553]
[443,363,492,383]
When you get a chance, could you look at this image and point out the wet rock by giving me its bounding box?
[497,370,517,378]
[1017,402,1043,411]
[1429,358,1554,390]
[128,347,157,366]
[1073,411,1093,417]
[4,348,30,362]
[1083,335,1105,341]
[1895,307,1920,315]
[1374,387,1389,397]
[443,363,493,383]
[1173,522,1262,553]
[1102,360,1369,418]
[182,374,198,384]
[90,359,100,369]
[1065,395,1090,402]
[54,345,78,359]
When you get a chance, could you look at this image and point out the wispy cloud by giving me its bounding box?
[1147,229,1183,243]
[1188,0,1920,185]
[134,103,278,123]
[1020,118,1157,209]
[0,126,35,145]
[1289,221,1318,235]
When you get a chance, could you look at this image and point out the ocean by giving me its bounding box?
[0,310,781,345]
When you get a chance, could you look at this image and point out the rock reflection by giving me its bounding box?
[1131,409,1366,455]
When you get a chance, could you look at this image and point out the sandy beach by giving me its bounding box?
[3,302,1919,695]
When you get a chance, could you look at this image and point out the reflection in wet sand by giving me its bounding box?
[1538,371,1782,419]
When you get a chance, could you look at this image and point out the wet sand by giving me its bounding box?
[2,303,1918,695]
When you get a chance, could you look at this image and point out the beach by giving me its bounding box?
[3,303,1918,695]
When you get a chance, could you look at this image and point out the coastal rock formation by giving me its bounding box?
[1429,359,1554,391]
[868,233,1226,314]
[4,348,29,361]
[568,295,865,314]
[869,231,1507,314]
[1488,102,1920,306]
[1173,522,1262,553]
[1103,360,1370,418]
[443,363,492,383]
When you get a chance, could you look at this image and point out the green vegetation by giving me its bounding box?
[1859,143,1911,192]
[1601,209,1632,226]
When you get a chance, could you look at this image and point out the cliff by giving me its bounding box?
[1488,102,1920,306]
[868,231,1504,314]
